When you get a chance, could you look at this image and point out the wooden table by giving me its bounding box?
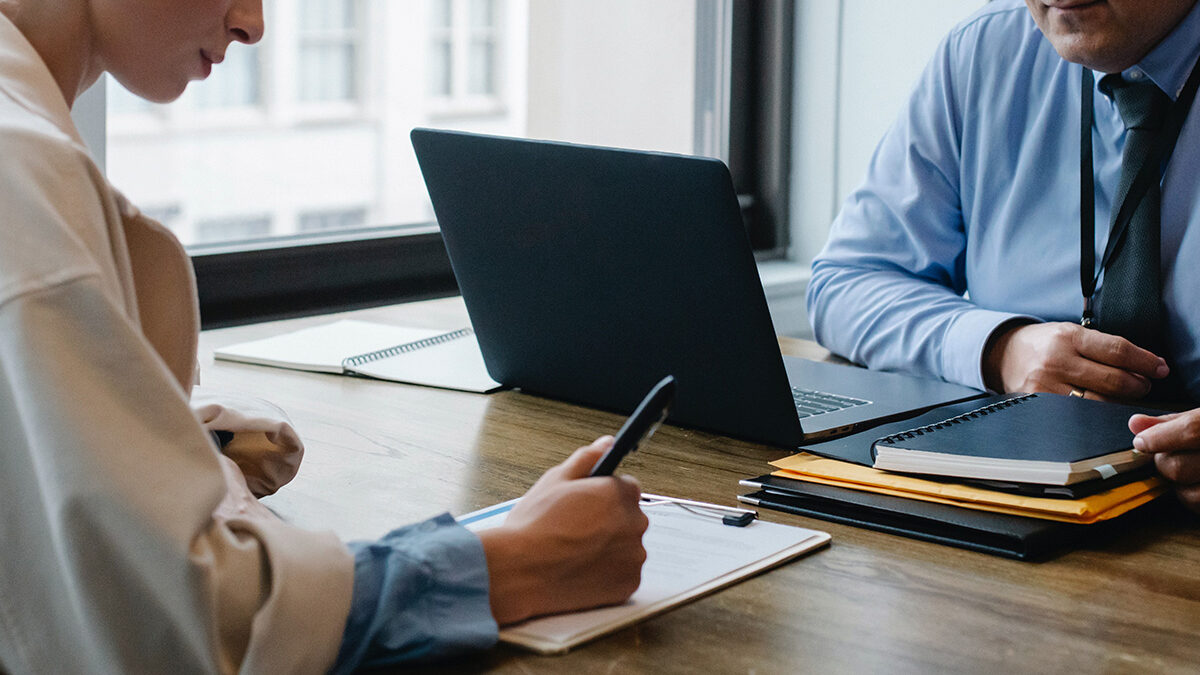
[199,297,1200,673]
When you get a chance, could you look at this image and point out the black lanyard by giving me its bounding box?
[1079,59,1200,327]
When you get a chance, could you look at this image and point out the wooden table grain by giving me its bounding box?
[198,297,1200,674]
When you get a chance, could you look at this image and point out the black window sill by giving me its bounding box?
[192,226,458,329]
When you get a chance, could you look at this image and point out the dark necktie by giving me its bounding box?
[1092,75,1170,357]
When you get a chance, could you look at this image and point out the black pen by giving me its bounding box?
[589,375,676,476]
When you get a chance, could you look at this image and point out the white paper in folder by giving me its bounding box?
[458,497,830,654]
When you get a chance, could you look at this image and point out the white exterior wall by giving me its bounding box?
[525,0,695,154]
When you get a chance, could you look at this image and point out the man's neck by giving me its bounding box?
[1105,0,1200,74]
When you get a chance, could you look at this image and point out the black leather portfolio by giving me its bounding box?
[738,476,1157,561]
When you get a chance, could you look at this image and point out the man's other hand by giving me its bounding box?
[983,321,1169,400]
[1132,412,1200,514]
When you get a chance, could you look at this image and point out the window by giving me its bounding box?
[467,0,500,97]
[106,38,263,120]
[298,207,369,233]
[428,0,501,101]
[142,204,183,231]
[195,215,273,244]
[428,1,453,97]
[298,0,362,104]
[788,1,985,264]
[194,42,262,109]
[95,0,784,326]
[107,80,153,116]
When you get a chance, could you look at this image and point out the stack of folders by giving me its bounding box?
[739,393,1169,560]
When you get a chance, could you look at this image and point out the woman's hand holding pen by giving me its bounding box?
[477,437,649,625]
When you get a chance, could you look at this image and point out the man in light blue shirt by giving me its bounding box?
[808,0,1200,512]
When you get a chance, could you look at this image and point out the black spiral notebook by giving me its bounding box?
[869,393,1158,485]
[798,393,1161,488]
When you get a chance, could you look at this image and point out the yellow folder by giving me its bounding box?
[770,453,1165,524]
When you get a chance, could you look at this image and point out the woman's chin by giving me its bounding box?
[120,77,189,105]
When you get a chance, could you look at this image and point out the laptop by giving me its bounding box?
[411,129,983,447]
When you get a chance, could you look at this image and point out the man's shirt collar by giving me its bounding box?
[1125,0,1200,100]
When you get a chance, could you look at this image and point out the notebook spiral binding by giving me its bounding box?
[874,393,1039,446]
[341,328,474,368]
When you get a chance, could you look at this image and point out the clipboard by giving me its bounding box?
[458,497,830,654]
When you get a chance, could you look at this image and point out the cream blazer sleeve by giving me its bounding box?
[0,132,353,674]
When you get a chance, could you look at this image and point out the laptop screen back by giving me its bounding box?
[412,129,805,447]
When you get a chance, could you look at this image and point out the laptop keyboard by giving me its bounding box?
[791,387,871,419]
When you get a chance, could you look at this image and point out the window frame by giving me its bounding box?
[728,0,793,258]
[80,0,793,329]
[192,226,457,327]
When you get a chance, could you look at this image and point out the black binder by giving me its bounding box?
[738,474,1159,560]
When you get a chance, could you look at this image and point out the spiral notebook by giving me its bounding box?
[869,393,1158,485]
[213,319,502,393]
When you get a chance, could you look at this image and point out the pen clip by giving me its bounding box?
[639,493,758,527]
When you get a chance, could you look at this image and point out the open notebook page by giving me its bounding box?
[350,334,501,393]
[214,320,449,373]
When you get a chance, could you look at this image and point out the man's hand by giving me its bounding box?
[983,321,1169,399]
[477,437,649,625]
[984,322,1196,513]
[1132,412,1200,514]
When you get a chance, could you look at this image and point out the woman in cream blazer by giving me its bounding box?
[0,2,647,673]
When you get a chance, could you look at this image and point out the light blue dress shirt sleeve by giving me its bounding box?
[331,513,498,672]
[806,12,1033,392]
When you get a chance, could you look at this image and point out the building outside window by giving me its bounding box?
[428,0,503,110]
[194,42,263,110]
[141,204,183,232]
[107,32,262,116]
[468,0,500,96]
[105,0,697,249]
[298,0,362,104]
[298,207,369,233]
[428,0,454,97]
[195,215,273,244]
